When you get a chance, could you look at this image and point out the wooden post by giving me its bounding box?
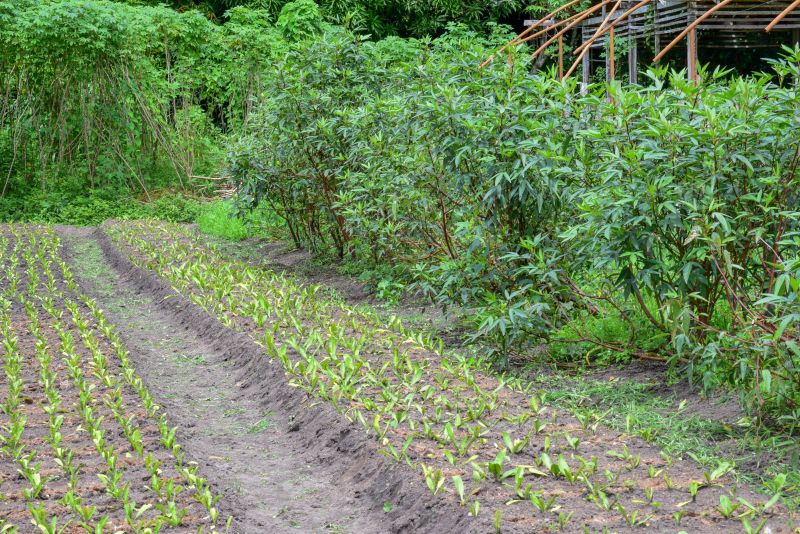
[687,27,698,82]
[608,27,616,82]
[581,25,592,95]
[628,17,638,84]
[653,2,660,57]
[582,45,590,94]
[558,35,564,79]
[603,4,611,82]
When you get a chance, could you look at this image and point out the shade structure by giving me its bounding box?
[488,0,800,84]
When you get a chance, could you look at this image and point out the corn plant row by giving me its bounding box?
[5,226,163,531]
[45,226,227,528]
[105,220,790,532]
[38,234,225,526]
[25,293,97,529]
[0,237,52,532]
[0,298,24,533]
[0,224,229,532]
[17,226,202,530]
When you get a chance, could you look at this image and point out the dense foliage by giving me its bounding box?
[126,0,535,37]
[0,0,289,199]
[3,0,800,427]
[227,18,800,426]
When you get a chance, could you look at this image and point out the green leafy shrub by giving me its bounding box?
[228,26,800,426]
[277,0,323,41]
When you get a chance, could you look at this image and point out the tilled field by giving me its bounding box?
[1,221,798,533]
[0,225,222,532]
[102,220,798,533]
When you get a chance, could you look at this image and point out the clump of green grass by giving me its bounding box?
[245,412,274,434]
[197,201,249,241]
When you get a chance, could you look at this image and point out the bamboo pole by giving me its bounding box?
[563,0,628,79]
[573,0,623,57]
[515,10,592,46]
[559,35,564,79]
[653,0,736,63]
[513,0,586,43]
[765,0,800,32]
[479,0,585,68]
[573,0,653,55]
[687,28,698,81]
[530,1,612,60]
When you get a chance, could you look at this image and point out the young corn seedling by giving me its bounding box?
[421,464,445,495]
[468,500,480,517]
[493,509,502,533]
[156,500,188,526]
[123,500,155,531]
[736,493,782,518]
[740,517,769,534]
[647,465,663,478]
[487,450,511,482]
[380,435,414,463]
[607,445,640,470]
[28,503,69,534]
[529,492,557,513]
[452,475,468,506]
[501,430,529,454]
[61,491,96,524]
[563,432,580,451]
[703,461,734,486]
[718,494,741,519]
[615,503,653,527]
[21,468,48,501]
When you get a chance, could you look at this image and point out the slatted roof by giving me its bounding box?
[579,0,800,48]
[485,0,800,82]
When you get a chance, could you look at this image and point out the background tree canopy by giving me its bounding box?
[122,0,540,36]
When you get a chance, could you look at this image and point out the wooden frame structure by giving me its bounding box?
[491,0,800,86]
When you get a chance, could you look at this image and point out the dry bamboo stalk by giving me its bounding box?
[531,0,612,59]
[573,0,652,55]
[515,10,592,45]
[653,0,736,62]
[511,0,586,44]
[688,28,698,81]
[766,0,800,31]
[573,0,623,56]
[479,0,585,68]
[563,0,624,78]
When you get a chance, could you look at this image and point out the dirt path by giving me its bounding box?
[58,227,477,534]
